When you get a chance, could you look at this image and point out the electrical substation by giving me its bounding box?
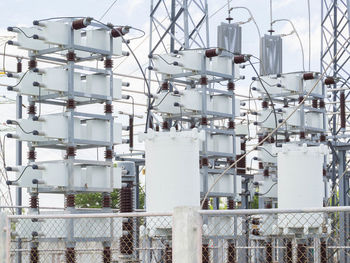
[0,0,349,262]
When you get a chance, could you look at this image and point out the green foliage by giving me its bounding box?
[251,194,259,209]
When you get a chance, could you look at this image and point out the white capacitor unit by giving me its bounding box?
[276,143,327,231]
[140,128,203,212]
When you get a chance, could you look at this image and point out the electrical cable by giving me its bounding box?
[2,42,7,74]
[10,27,36,39]
[249,60,278,145]
[8,69,29,88]
[258,183,277,196]
[272,19,305,72]
[307,0,311,71]
[229,7,261,40]
[200,37,350,209]
[152,91,171,108]
[10,120,36,134]
[258,146,277,158]
[99,0,119,21]
[9,165,31,183]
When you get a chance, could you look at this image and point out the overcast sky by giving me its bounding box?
[0,0,324,209]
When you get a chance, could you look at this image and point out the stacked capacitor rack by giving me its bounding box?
[4,17,137,262]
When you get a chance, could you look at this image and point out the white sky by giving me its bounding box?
[0,0,323,209]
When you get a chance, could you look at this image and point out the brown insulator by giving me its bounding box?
[236,155,246,174]
[162,121,169,130]
[190,122,196,129]
[252,229,260,236]
[263,168,269,177]
[228,199,235,210]
[228,121,235,129]
[30,195,38,209]
[259,162,263,170]
[205,48,221,58]
[199,76,208,85]
[202,244,209,263]
[284,241,293,263]
[66,247,76,263]
[270,136,275,143]
[323,169,326,177]
[66,146,76,157]
[66,52,76,62]
[303,72,315,80]
[66,194,75,208]
[28,150,37,161]
[120,234,133,255]
[324,77,335,85]
[129,116,134,149]
[202,199,209,210]
[161,82,169,91]
[227,242,236,263]
[155,124,160,131]
[72,19,89,30]
[296,244,307,263]
[104,103,113,113]
[30,247,39,263]
[104,149,113,159]
[28,59,37,69]
[233,55,246,64]
[104,59,113,69]
[111,27,128,38]
[122,218,133,232]
[320,241,327,263]
[265,202,272,209]
[17,61,22,73]
[266,242,272,263]
[102,194,111,208]
[120,184,133,213]
[165,244,172,263]
[27,105,36,115]
[320,134,326,142]
[201,157,209,167]
[285,136,290,142]
[227,82,235,91]
[340,92,346,129]
[103,246,111,263]
[175,123,179,130]
[66,99,76,109]
[258,136,264,143]
[312,99,318,108]
[298,96,304,104]
[319,99,325,108]
[201,117,208,125]
[300,131,306,139]
[252,218,260,225]
[262,101,268,108]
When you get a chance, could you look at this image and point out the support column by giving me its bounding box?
[172,206,202,263]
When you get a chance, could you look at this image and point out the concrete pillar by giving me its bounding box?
[173,206,202,263]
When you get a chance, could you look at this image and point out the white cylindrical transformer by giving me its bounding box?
[140,128,203,212]
[277,143,328,231]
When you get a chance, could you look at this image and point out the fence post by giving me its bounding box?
[0,213,8,262]
[172,206,202,263]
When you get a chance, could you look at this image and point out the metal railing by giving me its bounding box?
[3,206,350,262]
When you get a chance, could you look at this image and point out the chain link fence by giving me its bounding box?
[4,207,350,262]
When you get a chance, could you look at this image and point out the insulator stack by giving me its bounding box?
[319,99,325,108]
[263,168,269,177]
[66,99,76,109]
[28,59,37,69]
[228,199,235,210]
[296,243,307,263]
[227,82,235,91]
[340,92,346,129]
[162,121,169,130]
[102,194,111,208]
[205,48,221,58]
[66,147,76,158]
[120,218,134,255]
[165,244,172,263]
[202,244,209,263]
[201,117,208,125]
[66,247,76,263]
[320,241,327,263]
[104,59,113,69]
[324,77,335,85]
[104,149,113,160]
[312,99,318,108]
[199,76,208,85]
[228,121,235,129]
[284,240,293,263]
[17,61,22,73]
[236,138,246,174]
[259,162,264,170]
[30,195,38,209]
[227,242,236,263]
[266,242,272,263]
[28,149,37,161]
[300,131,306,139]
[155,124,160,131]
[303,73,315,80]
[201,157,209,167]
[202,199,209,210]
[233,55,246,64]
[103,246,111,263]
[298,96,304,104]
[66,52,76,62]
[30,246,39,263]
[262,100,268,108]
[104,103,113,114]
[28,105,36,115]
[66,194,75,208]
[120,184,133,213]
